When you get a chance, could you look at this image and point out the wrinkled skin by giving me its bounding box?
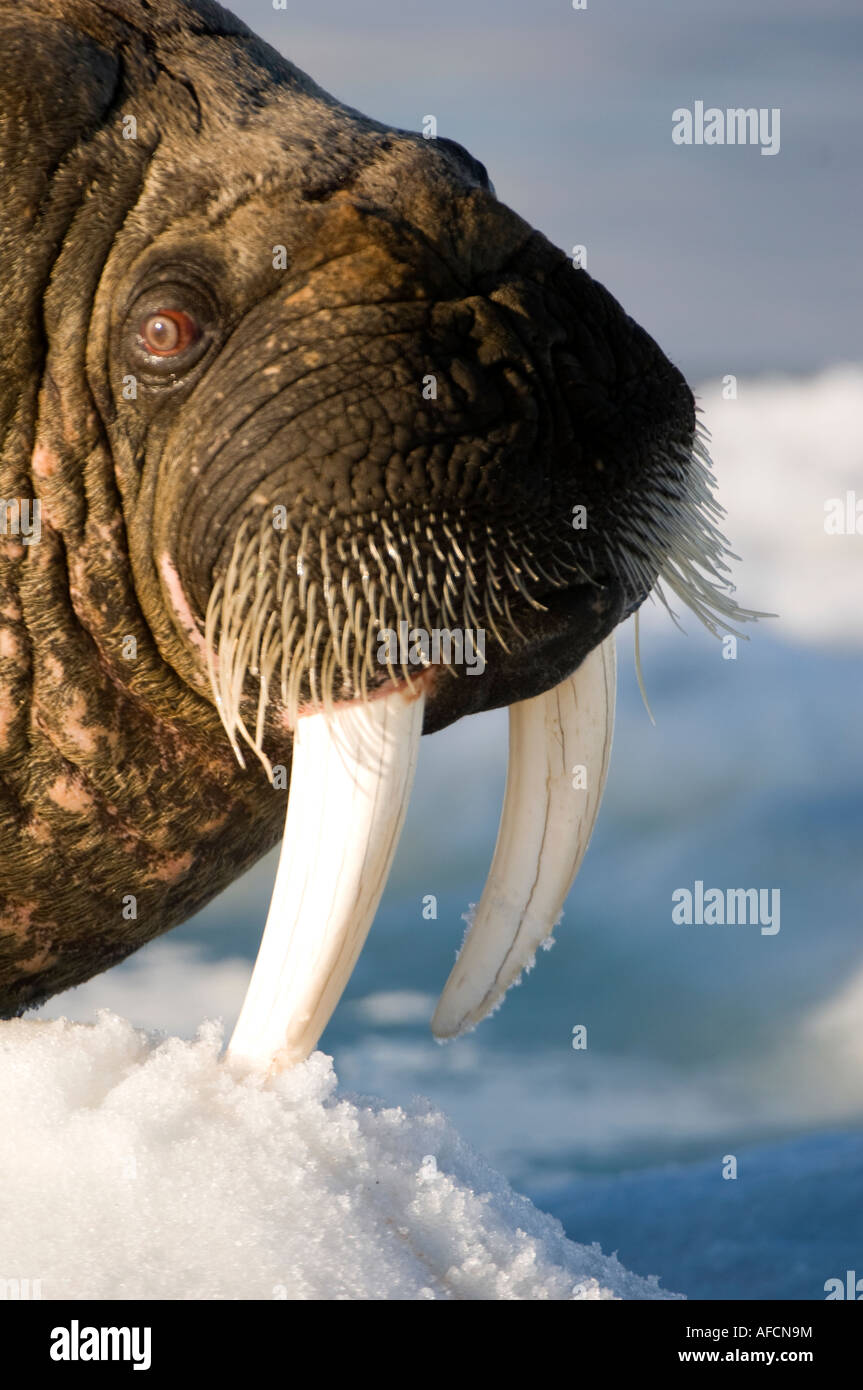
[0,0,695,1014]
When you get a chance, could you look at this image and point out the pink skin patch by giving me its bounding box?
[1,902,35,938]
[60,691,99,756]
[46,775,95,814]
[25,820,52,845]
[0,627,20,659]
[17,943,57,974]
[148,851,195,883]
[159,553,210,663]
[276,665,437,730]
[31,444,58,478]
[0,699,13,751]
[0,903,56,974]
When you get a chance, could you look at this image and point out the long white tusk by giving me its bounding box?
[226,689,425,1074]
[432,634,616,1039]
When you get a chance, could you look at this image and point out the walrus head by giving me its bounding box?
[0,0,757,1068]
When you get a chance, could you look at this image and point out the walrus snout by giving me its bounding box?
[141,167,697,753]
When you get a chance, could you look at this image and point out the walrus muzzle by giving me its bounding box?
[0,0,759,1069]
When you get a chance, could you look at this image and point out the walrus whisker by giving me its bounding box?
[255,611,280,752]
[279,600,298,704]
[248,527,275,679]
[201,412,763,792]
[328,597,344,665]
[442,570,459,628]
[212,529,251,764]
[441,520,466,566]
[597,427,770,641]
[307,616,327,709]
[483,603,511,655]
[633,609,656,727]
[388,571,406,623]
[425,518,448,567]
[204,572,224,702]
[360,624,374,704]
[379,517,407,587]
[302,581,318,665]
[276,529,290,605]
[230,613,262,765]
[503,593,527,643]
[296,521,312,612]
[335,592,352,673]
[425,565,442,615]
[280,615,300,711]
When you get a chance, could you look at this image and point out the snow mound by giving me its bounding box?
[0,1013,678,1301]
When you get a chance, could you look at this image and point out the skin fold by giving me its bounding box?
[0,0,696,1013]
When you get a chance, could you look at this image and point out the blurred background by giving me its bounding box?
[40,0,863,1297]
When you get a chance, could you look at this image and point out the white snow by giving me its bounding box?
[0,1013,678,1301]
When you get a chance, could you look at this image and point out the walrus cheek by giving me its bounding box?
[226,635,615,1075]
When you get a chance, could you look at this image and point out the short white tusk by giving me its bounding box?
[432,634,616,1039]
[226,689,425,1074]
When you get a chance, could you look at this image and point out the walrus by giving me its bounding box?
[0,0,756,1071]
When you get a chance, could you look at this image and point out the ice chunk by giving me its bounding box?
[0,1013,678,1301]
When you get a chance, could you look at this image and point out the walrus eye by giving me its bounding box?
[139,309,200,357]
[122,276,217,382]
